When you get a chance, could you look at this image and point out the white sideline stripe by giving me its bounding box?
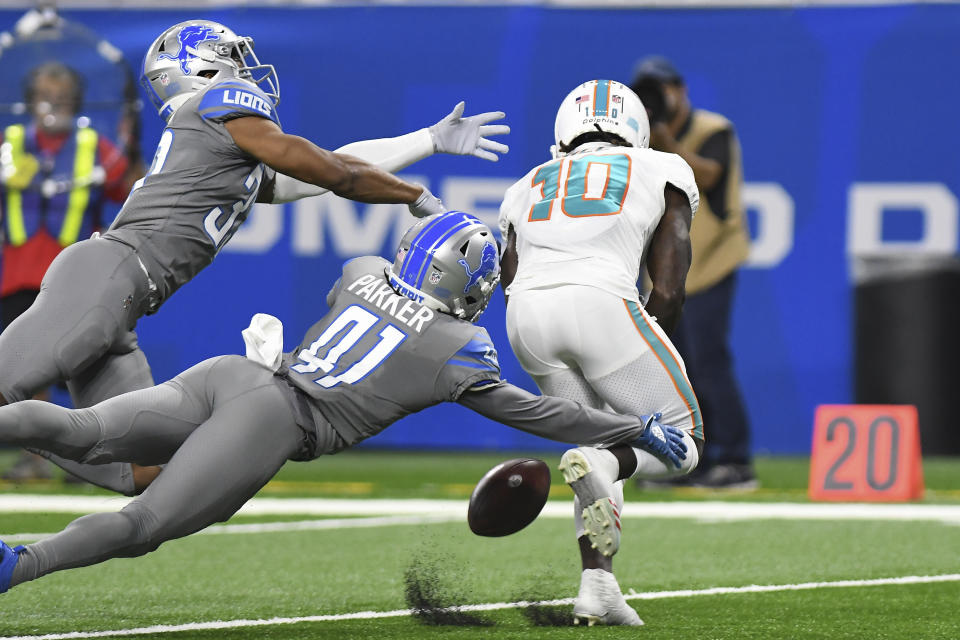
[4,514,463,543]
[3,495,960,523]
[2,573,959,640]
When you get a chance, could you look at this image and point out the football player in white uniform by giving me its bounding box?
[499,80,702,626]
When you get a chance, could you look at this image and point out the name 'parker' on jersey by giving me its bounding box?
[344,273,435,333]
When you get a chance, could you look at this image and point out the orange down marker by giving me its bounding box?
[808,405,924,502]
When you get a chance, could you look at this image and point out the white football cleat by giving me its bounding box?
[573,568,643,626]
[559,447,621,557]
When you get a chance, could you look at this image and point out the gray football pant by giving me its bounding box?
[0,237,157,494]
[5,355,307,587]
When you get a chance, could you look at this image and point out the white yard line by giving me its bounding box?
[2,573,959,640]
[3,494,960,523]
[4,513,463,543]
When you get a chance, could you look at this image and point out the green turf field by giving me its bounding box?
[2,450,959,639]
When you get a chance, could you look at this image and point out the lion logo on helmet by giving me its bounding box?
[458,243,498,294]
[158,25,220,75]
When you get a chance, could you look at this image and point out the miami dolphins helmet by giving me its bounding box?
[140,20,280,120]
[553,79,649,156]
[386,212,500,323]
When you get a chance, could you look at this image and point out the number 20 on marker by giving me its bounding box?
[808,405,924,502]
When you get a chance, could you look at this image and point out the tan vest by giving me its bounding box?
[677,109,749,294]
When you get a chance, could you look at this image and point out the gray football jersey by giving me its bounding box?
[278,256,501,448]
[105,77,279,306]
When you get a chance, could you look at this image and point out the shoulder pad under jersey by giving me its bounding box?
[657,151,700,216]
[498,170,536,237]
[448,328,501,381]
[630,148,699,217]
[197,78,279,125]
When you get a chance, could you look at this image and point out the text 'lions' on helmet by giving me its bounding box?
[386,212,500,323]
[140,20,280,121]
[553,79,650,156]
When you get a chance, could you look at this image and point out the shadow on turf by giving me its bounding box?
[517,598,575,627]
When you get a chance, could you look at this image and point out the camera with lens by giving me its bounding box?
[630,77,668,124]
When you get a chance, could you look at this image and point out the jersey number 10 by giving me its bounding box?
[529,154,631,222]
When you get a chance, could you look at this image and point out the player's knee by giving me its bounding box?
[116,501,165,553]
[0,401,68,444]
[678,434,701,475]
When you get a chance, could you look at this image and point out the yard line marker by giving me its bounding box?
[2,495,960,523]
[2,573,959,640]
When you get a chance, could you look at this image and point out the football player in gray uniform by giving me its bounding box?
[0,20,509,495]
[0,211,687,594]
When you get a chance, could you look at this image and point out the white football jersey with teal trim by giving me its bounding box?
[499,143,697,302]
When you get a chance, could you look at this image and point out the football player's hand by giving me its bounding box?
[428,102,510,162]
[633,413,687,469]
[409,186,445,218]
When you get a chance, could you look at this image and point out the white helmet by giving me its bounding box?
[386,212,500,323]
[553,79,649,156]
[140,20,279,121]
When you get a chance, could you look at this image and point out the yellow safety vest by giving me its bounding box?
[676,110,750,295]
[1,124,99,247]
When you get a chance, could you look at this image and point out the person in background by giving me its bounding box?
[631,55,756,489]
[0,61,138,482]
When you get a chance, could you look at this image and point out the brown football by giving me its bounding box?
[467,458,551,537]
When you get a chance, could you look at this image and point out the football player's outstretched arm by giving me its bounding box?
[257,102,508,204]
[457,383,685,465]
[225,116,443,216]
[645,183,693,334]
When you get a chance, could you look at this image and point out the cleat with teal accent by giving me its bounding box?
[0,539,24,593]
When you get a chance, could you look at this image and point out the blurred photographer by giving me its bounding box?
[631,56,755,489]
[0,61,133,482]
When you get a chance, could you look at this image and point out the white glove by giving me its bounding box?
[409,186,446,218]
[242,313,284,372]
[428,102,510,162]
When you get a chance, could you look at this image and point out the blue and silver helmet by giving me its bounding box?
[140,20,280,121]
[387,212,500,323]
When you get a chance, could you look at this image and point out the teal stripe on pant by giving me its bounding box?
[624,300,703,440]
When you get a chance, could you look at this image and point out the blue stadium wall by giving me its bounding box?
[0,4,956,453]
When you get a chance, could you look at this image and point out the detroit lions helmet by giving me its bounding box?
[140,20,280,120]
[553,79,649,156]
[387,212,500,323]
